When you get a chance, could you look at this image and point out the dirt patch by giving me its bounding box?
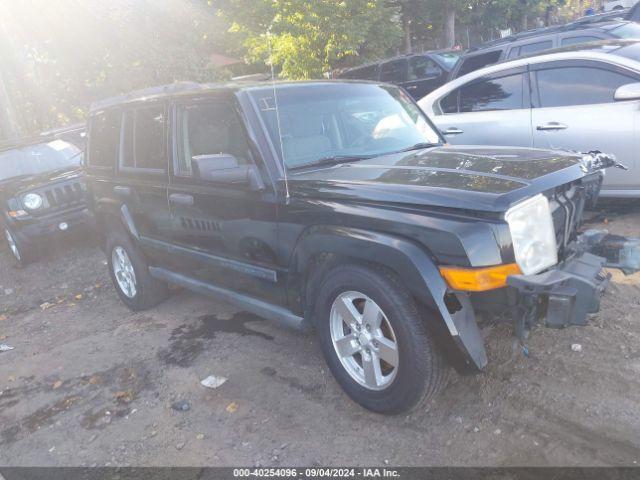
[0,204,639,467]
[157,312,274,367]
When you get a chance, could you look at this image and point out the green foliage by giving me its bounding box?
[219,0,402,79]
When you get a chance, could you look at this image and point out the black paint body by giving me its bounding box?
[86,81,603,373]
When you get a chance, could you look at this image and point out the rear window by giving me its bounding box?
[455,50,502,78]
[609,23,640,39]
[561,35,602,46]
[379,59,407,83]
[536,66,637,107]
[119,105,166,172]
[518,40,553,56]
[340,64,379,80]
[460,73,525,112]
[433,52,461,68]
[88,109,120,168]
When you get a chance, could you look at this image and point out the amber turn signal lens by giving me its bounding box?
[8,210,27,218]
[439,263,522,292]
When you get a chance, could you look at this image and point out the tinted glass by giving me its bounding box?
[408,56,441,80]
[0,140,81,182]
[459,74,524,112]
[456,50,502,77]
[357,64,380,80]
[434,52,461,68]
[176,102,251,177]
[440,90,459,114]
[507,47,520,60]
[379,60,406,82]
[536,66,636,107]
[88,109,120,167]
[249,84,442,169]
[134,106,165,170]
[613,42,640,62]
[610,23,640,39]
[561,36,601,46]
[518,40,553,56]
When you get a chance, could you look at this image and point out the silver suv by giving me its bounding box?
[419,40,640,198]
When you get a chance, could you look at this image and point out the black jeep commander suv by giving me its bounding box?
[86,81,635,414]
[1,129,89,266]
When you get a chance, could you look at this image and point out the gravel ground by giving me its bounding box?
[0,202,639,467]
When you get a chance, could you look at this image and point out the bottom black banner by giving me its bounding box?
[1,467,640,480]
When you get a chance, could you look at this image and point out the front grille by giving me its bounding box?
[27,179,86,215]
[548,182,587,260]
[43,182,84,208]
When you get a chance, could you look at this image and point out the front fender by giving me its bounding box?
[290,225,487,372]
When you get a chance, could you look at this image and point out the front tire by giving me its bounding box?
[315,264,448,414]
[4,227,35,266]
[106,229,168,311]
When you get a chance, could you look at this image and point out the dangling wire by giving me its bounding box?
[267,29,290,201]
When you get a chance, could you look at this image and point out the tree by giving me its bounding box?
[218,0,402,78]
[0,0,232,138]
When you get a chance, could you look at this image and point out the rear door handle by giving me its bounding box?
[443,127,464,136]
[406,85,418,90]
[536,122,568,131]
[113,185,131,197]
[169,193,194,206]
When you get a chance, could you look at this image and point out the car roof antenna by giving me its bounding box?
[267,29,290,202]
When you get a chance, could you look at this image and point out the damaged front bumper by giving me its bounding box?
[506,230,639,338]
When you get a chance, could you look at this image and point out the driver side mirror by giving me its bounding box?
[191,154,265,191]
[614,82,640,102]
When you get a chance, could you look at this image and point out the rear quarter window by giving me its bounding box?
[87,109,121,168]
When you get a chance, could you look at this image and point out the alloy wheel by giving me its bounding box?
[4,229,21,262]
[112,246,137,298]
[330,291,399,390]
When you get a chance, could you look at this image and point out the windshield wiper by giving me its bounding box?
[288,154,374,171]
[394,142,442,154]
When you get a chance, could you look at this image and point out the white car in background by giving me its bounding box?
[604,0,637,11]
[418,39,640,197]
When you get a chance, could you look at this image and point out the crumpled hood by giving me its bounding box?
[288,145,590,212]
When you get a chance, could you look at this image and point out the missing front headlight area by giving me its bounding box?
[505,194,558,275]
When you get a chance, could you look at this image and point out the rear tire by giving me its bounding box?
[314,264,448,414]
[106,228,168,311]
[4,227,35,267]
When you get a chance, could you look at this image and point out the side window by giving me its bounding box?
[358,64,380,80]
[379,60,407,83]
[456,50,502,78]
[536,66,637,108]
[440,90,459,114]
[518,40,553,56]
[119,105,166,172]
[175,102,252,178]
[408,57,441,80]
[459,73,524,112]
[88,109,120,168]
[561,36,600,46]
[507,47,521,60]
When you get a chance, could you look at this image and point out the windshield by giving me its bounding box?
[249,83,443,169]
[434,52,461,68]
[609,22,640,39]
[0,139,81,182]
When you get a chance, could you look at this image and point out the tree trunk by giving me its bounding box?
[443,5,456,48]
[402,10,412,54]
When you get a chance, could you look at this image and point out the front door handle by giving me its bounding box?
[406,85,418,90]
[169,193,194,206]
[536,122,568,131]
[443,127,464,136]
[113,185,131,197]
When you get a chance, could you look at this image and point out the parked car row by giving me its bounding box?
[419,39,640,197]
[335,50,461,99]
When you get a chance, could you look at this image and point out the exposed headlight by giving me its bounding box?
[505,194,557,275]
[23,193,43,210]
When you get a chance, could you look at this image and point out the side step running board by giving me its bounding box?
[148,267,307,331]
